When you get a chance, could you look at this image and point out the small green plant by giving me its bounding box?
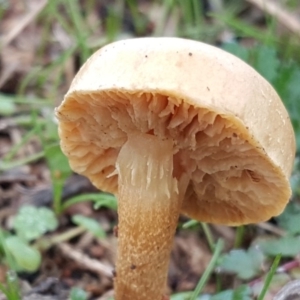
[0,200,114,273]
[70,287,88,300]
[0,270,21,300]
[72,215,106,239]
[0,206,58,272]
[217,247,265,280]
[276,201,300,235]
[62,192,118,212]
[43,143,72,215]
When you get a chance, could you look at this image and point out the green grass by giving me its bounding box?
[0,271,21,300]
[189,239,224,300]
[257,254,282,300]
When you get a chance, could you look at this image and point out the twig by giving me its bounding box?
[0,63,17,89]
[274,280,300,300]
[0,206,15,221]
[0,151,45,172]
[96,289,114,300]
[246,0,300,37]
[0,0,48,49]
[277,258,300,273]
[0,174,37,183]
[58,242,114,278]
[256,222,286,236]
[249,257,300,295]
[35,226,87,251]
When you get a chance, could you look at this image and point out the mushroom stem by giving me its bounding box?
[115,133,183,300]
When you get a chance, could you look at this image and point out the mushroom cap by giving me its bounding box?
[56,37,295,225]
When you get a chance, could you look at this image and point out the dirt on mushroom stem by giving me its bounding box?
[114,132,189,300]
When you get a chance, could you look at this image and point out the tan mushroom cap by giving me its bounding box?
[56,37,295,225]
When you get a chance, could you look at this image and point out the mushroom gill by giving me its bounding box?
[57,90,290,225]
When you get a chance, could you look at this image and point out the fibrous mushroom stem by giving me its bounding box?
[115,133,183,300]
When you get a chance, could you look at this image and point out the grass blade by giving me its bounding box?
[257,254,281,300]
[189,239,224,300]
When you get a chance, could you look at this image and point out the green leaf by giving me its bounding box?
[13,206,58,241]
[171,286,251,300]
[222,43,280,84]
[5,236,41,272]
[44,143,72,214]
[0,229,19,270]
[44,142,71,183]
[231,285,252,300]
[273,63,300,149]
[62,193,117,211]
[258,236,300,257]
[222,43,250,62]
[72,215,106,238]
[171,292,205,300]
[218,247,265,280]
[276,202,300,235]
[290,159,300,196]
[182,219,199,229]
[93,193,118,210]
[252,45,280,84]
[212,285,251,300]
[70,287,88,300]
[0,94,17,116]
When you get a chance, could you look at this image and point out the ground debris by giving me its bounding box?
[22,277,69,300]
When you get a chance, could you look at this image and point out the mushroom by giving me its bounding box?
[55,37,295,300]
